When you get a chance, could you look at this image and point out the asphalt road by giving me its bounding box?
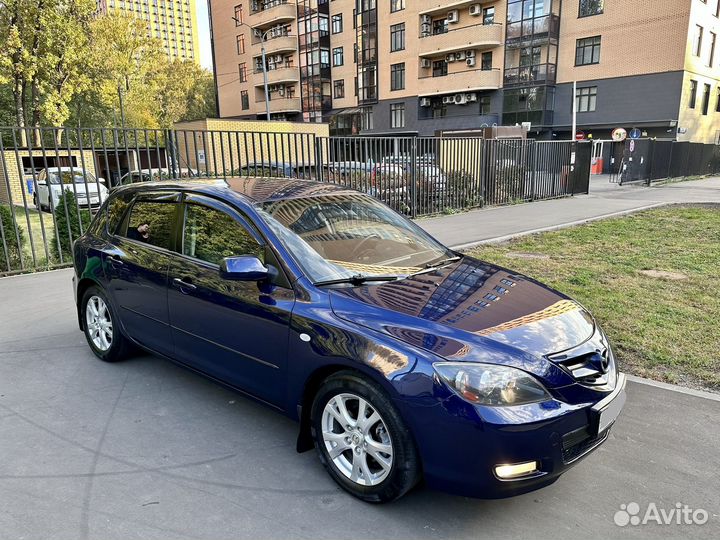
[1,269,718,540]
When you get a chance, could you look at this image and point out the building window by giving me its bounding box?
[575,36,601,65]
[233,4,243,25]
[333,80,345,99]
[481,51,492,70]
[361,106,373,130]
[238,63,247,82]
[689,80,698,108]
[331,14,343,34]
[479,95,491,115]
[391,0,405,12]
[432,18,448,35]
[332,47,344,66]
[390,103,405,128]
[236,34,245,54]
[390,62,405,90]
[241,90,249,110]
[578,0,603,17]
[483,6,495,25]
[575,86,597,112]
[709,32,717,66]
[695,25,704,56]
[390,23,405,51]
[432,59,447,78]
[702,83,711,115]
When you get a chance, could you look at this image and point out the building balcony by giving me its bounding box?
[418,0,494,16]
[253,66,300,86]
[503,63,557,87]
[419,23,503,57]
[418,68,501,96]
[249,1,296,29]
[255,97,301,113]
[251,34,297,56]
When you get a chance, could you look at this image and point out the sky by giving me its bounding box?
[196,1,214,71]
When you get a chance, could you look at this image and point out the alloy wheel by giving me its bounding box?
[85,295,113,352]
[321,393,394,486]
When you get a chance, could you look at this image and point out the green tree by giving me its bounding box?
[52,190,91,261]
[0,204,25,272]
[0,0,95,137]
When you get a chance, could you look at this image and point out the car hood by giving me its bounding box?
[52,183,104,194]
[328,257,596,376]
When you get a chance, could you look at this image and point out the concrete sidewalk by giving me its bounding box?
[419,175,720,249]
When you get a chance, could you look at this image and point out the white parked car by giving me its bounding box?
[33,167,109,212]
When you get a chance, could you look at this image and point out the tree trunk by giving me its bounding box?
[13,75,27,147]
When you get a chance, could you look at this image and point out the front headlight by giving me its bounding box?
[433,362,551,407]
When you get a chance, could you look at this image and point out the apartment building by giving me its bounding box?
[97,0,200,63]
[211,0,720,142]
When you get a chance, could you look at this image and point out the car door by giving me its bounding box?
[36,170,50,208]
[103,191,180,357]
[167,194,295,406]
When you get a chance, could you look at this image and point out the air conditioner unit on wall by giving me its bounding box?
[421,14,432,24]
[421,22,431,34]
[456,51,466,61]
[253,29,262,38]
[446,53,456,62]
[466,93,477,102]
[466,57,476,67]
[420,97,432,107]
[447,10,459,23]
[420,58,432,68]
[455,94,468,105]
[469,4,482,16]
[442,96,454,104]
[465,49,476,58]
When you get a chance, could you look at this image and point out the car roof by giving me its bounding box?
[116,177,360,204]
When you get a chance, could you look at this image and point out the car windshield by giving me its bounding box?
[48,170,96,185]
[258,193,453,284]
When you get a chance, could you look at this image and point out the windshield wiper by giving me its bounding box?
[314,274,403,287]
[408,256,462,277]
[424,255,461,269]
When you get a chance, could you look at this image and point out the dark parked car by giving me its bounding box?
[72,178,626,502]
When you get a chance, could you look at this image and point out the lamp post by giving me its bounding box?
[232,16,273,121]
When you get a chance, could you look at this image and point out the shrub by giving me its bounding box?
[52,190,91,262]
[0,205,25,273]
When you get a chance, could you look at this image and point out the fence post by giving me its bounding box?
[410,137,417,218]
[530,141,538,201]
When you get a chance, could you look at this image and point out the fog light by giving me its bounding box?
[494,461,538,479]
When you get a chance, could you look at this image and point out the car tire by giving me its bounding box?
[310,371,421,503]
[81,285,131,363]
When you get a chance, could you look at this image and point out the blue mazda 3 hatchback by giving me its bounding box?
[73,178,626,502]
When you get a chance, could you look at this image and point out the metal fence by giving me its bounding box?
[607,138,720,185]
[0,126,589,275]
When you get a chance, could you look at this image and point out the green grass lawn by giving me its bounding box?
[468,206,720,391]
[2,205,59,268]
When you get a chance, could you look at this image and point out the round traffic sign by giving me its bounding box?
[611,128,627,142]
[629,128,642,140]
[575,131,585,141]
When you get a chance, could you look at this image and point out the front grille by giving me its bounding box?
[562,426,609,463]
[550,343,615,388]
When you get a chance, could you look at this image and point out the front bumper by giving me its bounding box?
[398,373,627,499]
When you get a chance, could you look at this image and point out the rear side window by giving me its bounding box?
[183,204,262,265]
[124,201,177,250]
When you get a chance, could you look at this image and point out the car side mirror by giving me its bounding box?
[98,178,106,185]
[220,256,272,281]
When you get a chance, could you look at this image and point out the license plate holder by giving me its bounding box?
[591,373,626,436]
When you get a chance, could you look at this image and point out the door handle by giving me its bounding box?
[108,255,124,266]
[173,277,197,291]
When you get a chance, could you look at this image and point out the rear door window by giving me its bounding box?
[124,199,178,250]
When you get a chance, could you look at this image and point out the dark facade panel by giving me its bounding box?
[361,92,502,136]
[553,71,684,131]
